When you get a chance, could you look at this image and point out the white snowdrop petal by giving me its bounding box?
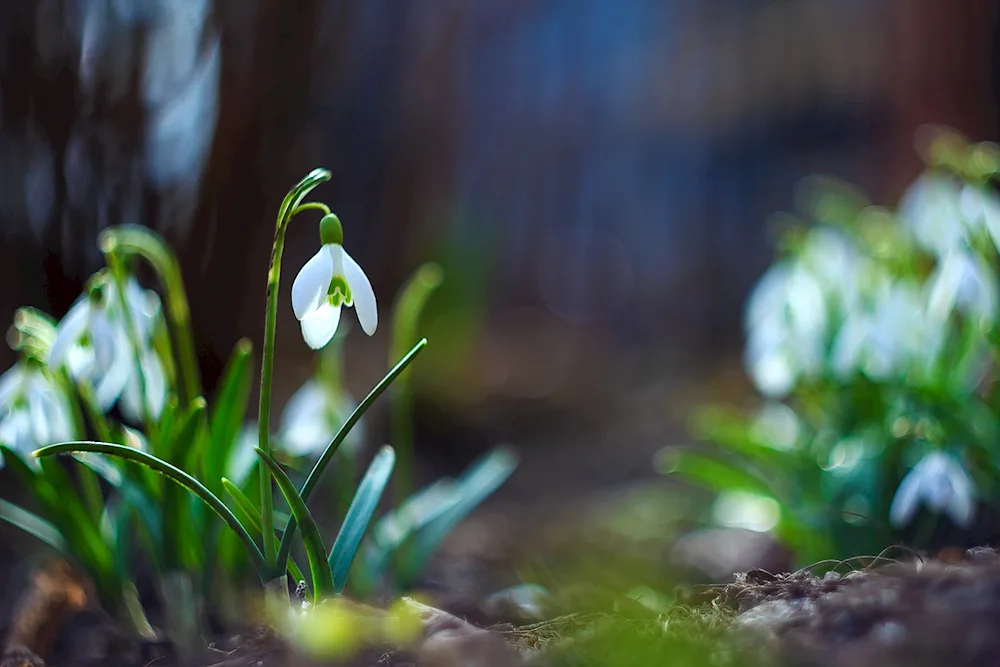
[142,352,167,419]
[342,248,377,335]
[120,349,168,423]
[90,313,120,369]
[280,380,327,430]
[889,467,923,528]
[300,302,342,350]
[0,365,26,407]
[279,381,332,454]
[49,300,91,368]
[94,329,132,410]
[292,247,334,320]
[228,423,260,487]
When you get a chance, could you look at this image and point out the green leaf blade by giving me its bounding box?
[275,338,427,573]
[33,441,268,582]
[254,448,334,600]
[329,445,395,592]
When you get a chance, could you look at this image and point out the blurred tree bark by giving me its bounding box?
[0,0,325,390]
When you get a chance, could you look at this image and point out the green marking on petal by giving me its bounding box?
[327,275,353,307]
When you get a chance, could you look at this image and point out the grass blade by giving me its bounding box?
[390,264,443,499]
[329,445,395,592]
[221,478,306,584]
[33,441,268,582]
[208,339,253,485]
[254,448,334,600]
[0,498,65,551]
[666,450,774,497]
[165,398,208,569]
[275,338,428,573]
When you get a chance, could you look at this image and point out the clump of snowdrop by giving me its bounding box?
[0,361,75,466]
[48,273,166,421]
[292,213,377,350]
[744,226,871,397]
[890,451,975,529]
[672,134,1000,563]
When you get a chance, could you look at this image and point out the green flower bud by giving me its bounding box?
[319,213,343,246]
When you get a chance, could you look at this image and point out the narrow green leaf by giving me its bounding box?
[401,447,517,583]
[208,339,253,484]
[74,452,163,557]
[0,498,66,551]
[390,264,443,499]
[159,398,208,570]
[275,338,428,573]
[36,455,114,574]
[667,451,774,497]
[34,441,268,582]
[221,478,306,585]
[353,479,457,592]
[254,448,334,600]
[329,445,395,592]
[170,397,208,467]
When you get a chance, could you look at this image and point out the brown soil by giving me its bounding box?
[8,547,1000,666]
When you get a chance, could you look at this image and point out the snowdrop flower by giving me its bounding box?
[890,451,975,528]
[744,262,827,397]
[291,213,377,350]
[49,281,132,410]
[0,362,74,466]
[926,249,998,325]
[119,347,168,423]
[277,379,363,457]
[959,183,1000,253]
[49,275,166,419]
[898,174,967,256]
[831,282,939,380]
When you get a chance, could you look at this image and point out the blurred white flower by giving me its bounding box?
[0,363,74,466]
[926,249,998,325]
[889,451,975,528]
[959,184,1000,253]
[744,263,827,397]
[49,276,166,420]
[49,284,132,410]
[119,347,168,423]
[228,424,260,487]
[899,174,967,256]
[277,379,363,458]
[831,282,938,380]
[291,214,377,350]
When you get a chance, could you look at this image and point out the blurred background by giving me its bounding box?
[0,0,998,574]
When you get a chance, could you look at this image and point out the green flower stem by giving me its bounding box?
[258,168,332,574]
[98,226,200,405]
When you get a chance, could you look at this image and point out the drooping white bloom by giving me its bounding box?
[291,213,377,350]
[49,284,132,410]
[277,379,363,457]
[898,173,967,256]
[0,362,75,466]
[926,249,998,325]
[744,262,827,397]
[889,451,975,528]
[49,275,166,419]
[830,282,940,381]
[959,183,1000,254]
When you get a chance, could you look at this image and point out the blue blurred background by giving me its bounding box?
[0,0,997,512]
